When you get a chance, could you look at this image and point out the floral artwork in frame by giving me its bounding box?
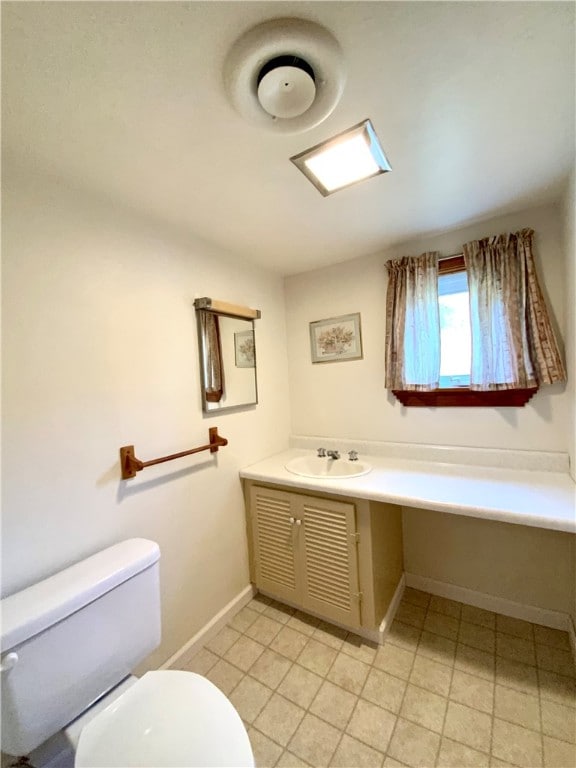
[309,313,363,363]
[235,329,255,368]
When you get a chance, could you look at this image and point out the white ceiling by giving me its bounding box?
[3,2,574,275]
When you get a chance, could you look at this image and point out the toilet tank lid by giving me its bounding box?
[1,539,160,652]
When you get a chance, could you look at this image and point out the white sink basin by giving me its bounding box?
[285,455,372,479]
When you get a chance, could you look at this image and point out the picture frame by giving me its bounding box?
[234,329,255,368]
[309,312,363,364]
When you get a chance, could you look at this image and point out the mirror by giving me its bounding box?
[194,298,260,413]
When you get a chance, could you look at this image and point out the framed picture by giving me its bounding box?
[309,312,363,364]
[234,329,255,368]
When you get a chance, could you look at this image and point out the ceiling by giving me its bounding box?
[2,2,574,275]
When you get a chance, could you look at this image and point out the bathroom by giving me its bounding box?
[2,2,575,767]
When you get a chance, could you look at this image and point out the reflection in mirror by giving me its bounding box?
[194,299,260,412]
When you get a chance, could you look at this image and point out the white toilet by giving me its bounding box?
[0,539,254,767]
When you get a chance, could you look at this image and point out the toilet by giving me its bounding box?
[0,539,254,767]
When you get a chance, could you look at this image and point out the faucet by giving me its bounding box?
[317,447,326,457]
[326,450,340,460]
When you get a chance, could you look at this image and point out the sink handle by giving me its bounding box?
[317,447,326,457]
[348,450,359,461]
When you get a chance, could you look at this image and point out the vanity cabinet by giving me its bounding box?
[244,482,404,635]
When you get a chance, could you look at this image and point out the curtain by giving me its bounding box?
[199,311,224,402]
[463,228,566,390]
[385,252,440,390]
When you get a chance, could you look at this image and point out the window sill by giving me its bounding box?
[392,388,538,407]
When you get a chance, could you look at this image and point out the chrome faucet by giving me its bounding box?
[317,447,326,457]
[326,450,340,460]
[348,450,359,461]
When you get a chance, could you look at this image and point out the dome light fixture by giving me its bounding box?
[290,119,392,196]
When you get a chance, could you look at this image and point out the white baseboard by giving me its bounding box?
[378,574,406,640]
[405,572,572,632]
[160,584,255,670]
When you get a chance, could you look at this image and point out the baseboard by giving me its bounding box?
[378,574,406,640]
[405,572,572,632]
[160,584,255,670]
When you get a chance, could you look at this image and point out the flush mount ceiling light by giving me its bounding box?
[290,119,392,196]
[223,18,345,134]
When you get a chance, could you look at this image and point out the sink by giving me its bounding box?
[285,455,372,479]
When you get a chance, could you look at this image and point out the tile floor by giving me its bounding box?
[173,589,576,767]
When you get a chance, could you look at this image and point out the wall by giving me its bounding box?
[285,203,569,452]
[2,160,291,669]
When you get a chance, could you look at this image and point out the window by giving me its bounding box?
[438,258,471,389]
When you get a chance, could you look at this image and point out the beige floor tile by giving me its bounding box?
[327,651,370,694]
[534,625,572,651]
[459,621,496,653]
[400,683,447,733]
[250,594,272,613]
[409,654,452,696]
[386,621,421,652]
[313,621,348,650]
[443,701,492,753]
[382,757,406,767]
[396,601,427,629]
[429,595,462,619]
[330,734,384,767]
[264,600,295,625]
[206,625,241,656]
[387,717,440,767]
[455,644,495,681]
[270,626,310,661]
[437,736,490,767]
[494,684,540,731]
[278,663,324,709]
[495,656,539,695]
[363,667,407,714]
[375,642,415,680]
[287,610,320,637]
[496,614,534,641]
[347,698,397,753]
[229,605,260,633]
[423,611,459,642]
[254,693,306,747]
[248,726,283,767]
[450,669,494,714]
[225,635,266,671]
[491,717,543,767]
[288,713,341,767]
[230,675,274,724]
[246,614,284,646]
[417,631,456,666]
[538,668,576,709]
[250,648,292,689]
[310,679,358,729]
[403,587,431,609]
[342,633,379,665]
[298,638,338,676]
[277,750,311,767]
[461,605,496,630]
[496,633,536,666]
[541,698,576,743]
[205,658,244,695]
[536,644,576,678]
[178,646,218,674]
[543,735,576,768]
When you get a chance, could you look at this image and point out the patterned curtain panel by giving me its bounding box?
[199,310,224,402]
[463,229,566,390]
[385,252,440,390]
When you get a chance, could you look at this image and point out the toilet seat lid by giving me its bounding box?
[75,670,254,767]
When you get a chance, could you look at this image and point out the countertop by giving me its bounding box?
[240,449,576,534]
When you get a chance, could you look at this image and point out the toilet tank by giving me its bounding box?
[1,539,161,756]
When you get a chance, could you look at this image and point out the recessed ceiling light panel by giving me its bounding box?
[290,119,392,196]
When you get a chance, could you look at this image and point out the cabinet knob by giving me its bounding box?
[295,519,302,526]
[289,516,296,525]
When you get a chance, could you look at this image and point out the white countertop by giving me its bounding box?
[240,449,576,534]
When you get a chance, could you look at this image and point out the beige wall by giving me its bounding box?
[285,203,569,452]
[562,169,576,481]
[403,508,575,615]
[1,161,291,668]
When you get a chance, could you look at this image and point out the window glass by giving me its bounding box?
[438,270,471,388]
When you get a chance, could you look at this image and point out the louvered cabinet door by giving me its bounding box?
[298,495,361,628]
[249,486,301,604]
